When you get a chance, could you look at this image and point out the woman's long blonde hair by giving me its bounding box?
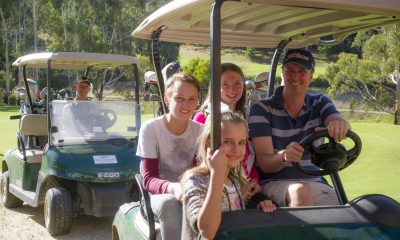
[181,111,248,195]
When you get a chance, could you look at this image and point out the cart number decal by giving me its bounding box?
[93,155,118,164]
[98,172,120,179]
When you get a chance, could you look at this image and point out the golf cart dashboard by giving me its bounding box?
[213,194,400,240]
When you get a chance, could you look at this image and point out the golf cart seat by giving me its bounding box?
[17,114,47,163]
[135,174,161,240]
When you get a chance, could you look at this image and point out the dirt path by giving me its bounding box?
[0,203,113,240]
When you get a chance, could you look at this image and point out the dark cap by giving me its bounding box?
[283,49,315,71]
[76,76,91,85]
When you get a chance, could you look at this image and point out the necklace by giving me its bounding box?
[223,175,243,211]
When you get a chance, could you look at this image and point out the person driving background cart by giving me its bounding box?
[62,76,98,135]
[248,49,350,207]
[73,76,92,101]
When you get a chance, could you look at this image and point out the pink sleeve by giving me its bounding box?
[242,142,260,183]
[141,157,170,194]
[249,166,260,183]
[192,111,206,124]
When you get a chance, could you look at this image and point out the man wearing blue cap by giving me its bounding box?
[248,49,350,207]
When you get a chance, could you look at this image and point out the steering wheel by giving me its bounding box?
[94,109,117,131]
[40,87,55,100]
[293,130,362,176]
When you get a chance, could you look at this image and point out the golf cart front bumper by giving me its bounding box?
[77,181,137,217]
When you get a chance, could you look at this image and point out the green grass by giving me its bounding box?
[0,104,20,158]
[339,123,400,202]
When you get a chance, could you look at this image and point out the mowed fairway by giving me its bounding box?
[1,103,399,203]
[340,123,400,202]
[0,104,20,157]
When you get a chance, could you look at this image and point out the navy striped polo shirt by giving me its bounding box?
[248,86,339,182]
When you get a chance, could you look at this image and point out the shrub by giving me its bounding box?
[310,76,329,88]
[245,47,255,60]
[8,92,18,105]
[183,58,210,88]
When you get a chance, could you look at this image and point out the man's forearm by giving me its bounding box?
[257,151,287,173]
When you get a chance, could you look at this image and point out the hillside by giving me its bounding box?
[179,44,328,80]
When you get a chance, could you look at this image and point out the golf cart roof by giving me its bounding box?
[132,0,400,48]
[12,52,138,69]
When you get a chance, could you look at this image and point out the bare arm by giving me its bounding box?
[252,136,285,173]
[197,148,227,239]
[252,136,304,173]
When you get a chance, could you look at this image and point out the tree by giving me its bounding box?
[326,24,399,120]
[0,7,12,103]
[317,34,359,61]
[0,0,179,102]
[183,58,210,88]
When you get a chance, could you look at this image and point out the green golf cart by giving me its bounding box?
[1,52,141,236]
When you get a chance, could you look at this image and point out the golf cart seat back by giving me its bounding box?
[20,114,47,135]
[17,114,48,163]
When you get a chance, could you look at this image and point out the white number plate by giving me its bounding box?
[93,155,118,164]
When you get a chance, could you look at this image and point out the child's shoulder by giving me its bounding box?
[182,172,210,199]
[183,171,209,188]
[142,115,164,128]
[189,118,203,128]
[186,119,203,136]
[139,116,165,137]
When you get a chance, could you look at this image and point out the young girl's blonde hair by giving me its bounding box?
[181,111,248,195]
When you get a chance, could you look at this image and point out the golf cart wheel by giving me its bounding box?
[1,171,23,208]
[44,187,73,236]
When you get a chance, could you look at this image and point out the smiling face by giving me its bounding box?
[221,71,244,110]
[166,81,199,120]
[282,62,313,96]
[221,121,247,169]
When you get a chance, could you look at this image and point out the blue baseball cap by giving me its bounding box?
[283,49,315,71]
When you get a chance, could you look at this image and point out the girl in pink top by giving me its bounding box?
[192,63,261,195]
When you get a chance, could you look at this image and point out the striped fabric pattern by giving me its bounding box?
[248,86,339,182]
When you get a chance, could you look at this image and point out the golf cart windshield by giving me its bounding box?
[50,100,137,144]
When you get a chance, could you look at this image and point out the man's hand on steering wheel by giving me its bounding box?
[315,119,350,143]
[280,142,304,163]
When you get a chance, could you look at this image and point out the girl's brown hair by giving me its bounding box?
[198,63,247,117]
